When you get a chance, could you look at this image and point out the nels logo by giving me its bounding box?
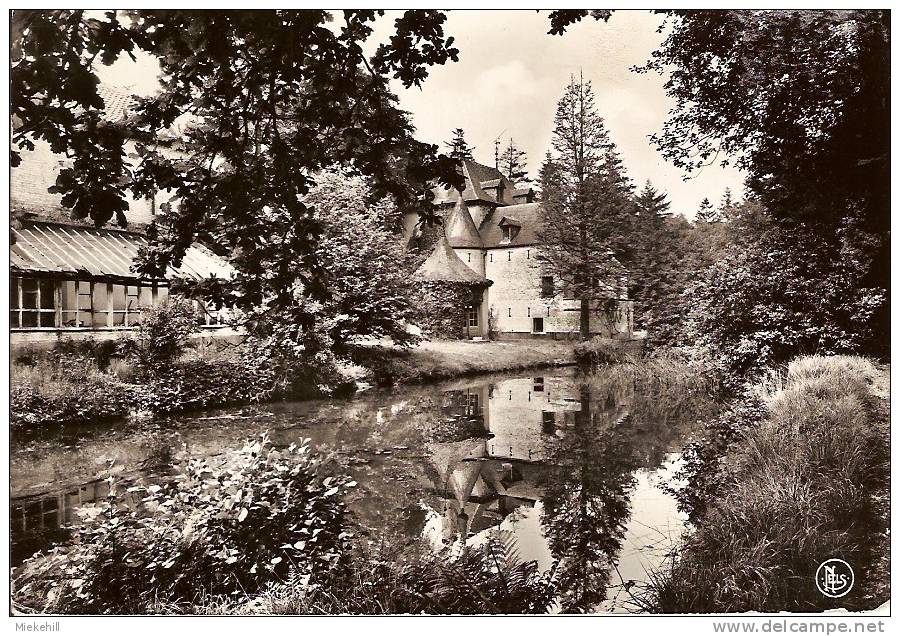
[815,559,854,598]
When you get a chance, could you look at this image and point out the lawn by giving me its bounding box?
[351,338,577,386]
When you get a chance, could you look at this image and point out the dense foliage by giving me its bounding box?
[14,435,355,614]
[415,280,481,340]
[10,353,142,427]
[118,300,200,371]
[641,11,889,242]
[240,169,420,366]
[260,532,556,614]
[683,221,886,379]
[12,9,463,350]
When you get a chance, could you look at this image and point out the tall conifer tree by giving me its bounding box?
[498,138,529,184]
[444,128,475,160]
[537,74,632,340]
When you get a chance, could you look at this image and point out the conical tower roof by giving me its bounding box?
[443,193,483,248]
[413,236,486,284]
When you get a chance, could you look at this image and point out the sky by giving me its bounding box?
[96,9,746,219]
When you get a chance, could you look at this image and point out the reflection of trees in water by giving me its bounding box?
[539,377,718,613]
[540,384,639,612]
[623,377,720,470]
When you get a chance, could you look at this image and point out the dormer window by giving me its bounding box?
[498,217,521,244]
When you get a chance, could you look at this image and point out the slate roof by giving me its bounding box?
[413,236,486,284]
[443,195,483,249]
[478,203,543,248]
[431,160,520,206]
[10,220,233,282]
[95,84,190,141]
[97,85,135,122]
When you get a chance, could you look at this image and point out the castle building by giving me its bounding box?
[410,159,634,340]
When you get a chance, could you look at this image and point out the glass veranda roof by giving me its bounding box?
[10,220,232,282]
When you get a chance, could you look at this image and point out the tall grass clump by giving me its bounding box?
[574,336,643,370]
[648,355,889,612]
[584,347,721,399]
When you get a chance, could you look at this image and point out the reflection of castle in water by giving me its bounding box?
[431,375,629,544]
[11,373,637,562]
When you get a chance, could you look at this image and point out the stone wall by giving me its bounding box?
[485,245,632,338]
[11,139,158,228]
[453,247,486,278]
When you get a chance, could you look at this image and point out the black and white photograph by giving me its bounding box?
[6,4,893,626]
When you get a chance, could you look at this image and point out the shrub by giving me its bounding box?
[138,357,282,413]
[9,346,311,429]
[119,300,200,373]
[10,355,144,428]
[13,435,355,614]
[208,532,556,615]
[54,338,119,371]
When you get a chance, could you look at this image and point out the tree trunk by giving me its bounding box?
[580,297,590,341]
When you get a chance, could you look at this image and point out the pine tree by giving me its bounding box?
[630,181,677,338]
[719,186,740,221]
[537,74,632,340]
[695,197,723,223]
[636,180,671,218]
[720,187,733,210]
[601,146,633,195]
[445,128,475,161]
[498,138,529,184]
[548,73,609,193]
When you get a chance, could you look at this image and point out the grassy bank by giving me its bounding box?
[647,355,890,613]
[10,337,578,429]
[351,338,577,386]
[9,344,295,430]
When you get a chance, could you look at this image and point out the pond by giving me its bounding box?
[10,366,718,612]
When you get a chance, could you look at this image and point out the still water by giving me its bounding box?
[10,367,717,612]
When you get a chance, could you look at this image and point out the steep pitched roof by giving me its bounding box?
[431,159,519,206]
[413,236,486,284]
[479,202,543,248]
[443,195,483,248]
